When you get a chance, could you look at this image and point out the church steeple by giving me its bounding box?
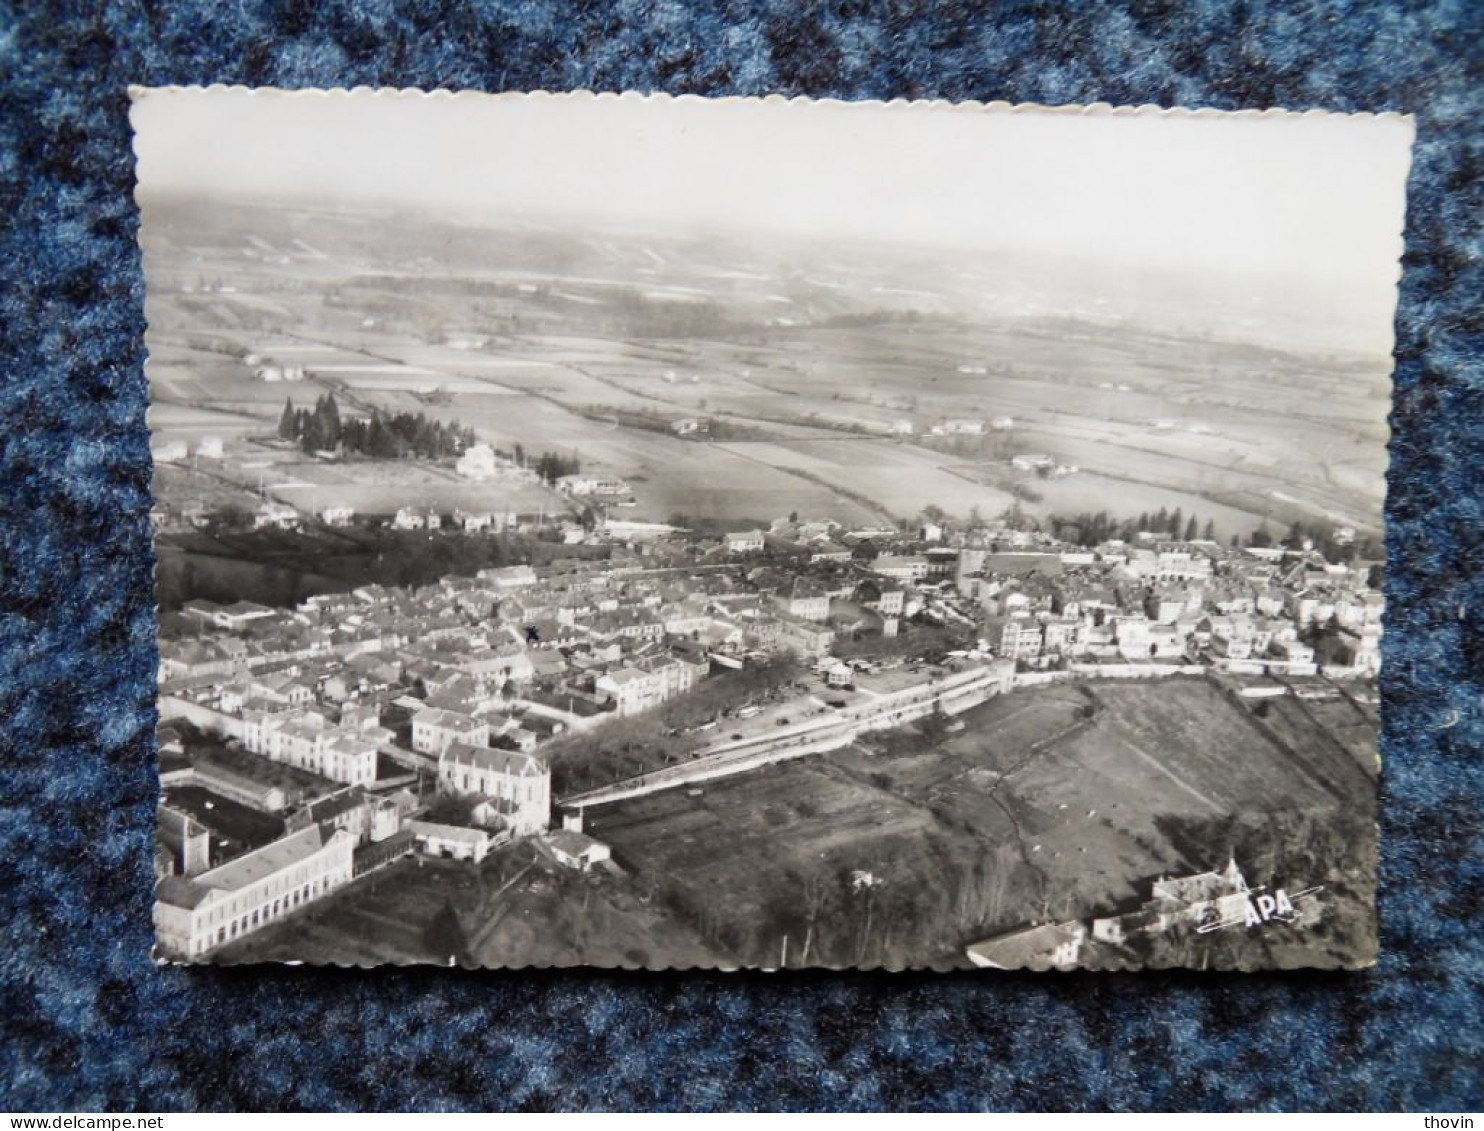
[1223,853,1246,891]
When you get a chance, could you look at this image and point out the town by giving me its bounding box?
[152,480,1383,967]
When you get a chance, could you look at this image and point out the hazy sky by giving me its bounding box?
[132,88,1414,347]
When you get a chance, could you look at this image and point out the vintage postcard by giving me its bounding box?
[134,89,1412,970]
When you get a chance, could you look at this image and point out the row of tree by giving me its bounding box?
[502,443,583,485]
[1047,507,1216,547]
[277,394,478,460]
[531,450,582,486]
[922,501,1381,564]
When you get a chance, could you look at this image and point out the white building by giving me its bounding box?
[1011,453,1055,472]
[558,474,631,497]
[596,653,704,718]
[321,506,355,527]
[154,824,355,958]
[411,708,489,757]
[407,821,503,864]
[478,564,538,590]
[1157,543,1214,581]
[966,921,1086,970]
[253,502,300,531]
[251,714,379,787]
[873,555,929,582]
[724,530,766,554]
[460,511,494,533]
[547,830,611,872]
[438,743,551,837]
[931,418,986,436]
[456,443,499,480]
[393,507,441,531]
[256,364,305,383]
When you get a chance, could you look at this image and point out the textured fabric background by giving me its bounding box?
[1,0,1481,1112]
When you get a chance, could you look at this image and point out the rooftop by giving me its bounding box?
[966,921,1085,970]
[442,741,546,778]
[194,824,342,895]
[413,707,484,731]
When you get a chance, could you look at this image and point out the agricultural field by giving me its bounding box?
[711,439,1016,520]
[143,198,1388,538]
[585,676,1377,968]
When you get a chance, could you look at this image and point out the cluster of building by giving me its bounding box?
[151,435,226,464]
[955,535,1382,679]
[154,503,1380,959]
[148,525,892,957]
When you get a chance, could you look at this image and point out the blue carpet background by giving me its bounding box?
[1,0,1481,1112]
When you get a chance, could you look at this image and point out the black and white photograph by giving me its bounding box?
[135,88,1412,970]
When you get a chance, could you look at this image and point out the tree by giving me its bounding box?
[1203,519,1216,542]
[1184,515,1199,541]
[1000,501,1035,532]
[319,392,342,448]
[278,397,297,440]
[367,415,397,459]
[423,900,469,965]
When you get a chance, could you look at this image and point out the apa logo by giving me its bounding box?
[1196,883,1324,934]
[1243,889,1297,928]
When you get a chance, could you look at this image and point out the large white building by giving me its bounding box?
[596,652,705,718]
[243,712,379,787]
[438,743,551,837]
[154,824,355,958]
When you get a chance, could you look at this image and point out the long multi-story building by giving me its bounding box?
[245,712,379,787]
[154,824,355,959]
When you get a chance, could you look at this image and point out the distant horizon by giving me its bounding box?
[140,185,1398,362]
[132,89,1414,356]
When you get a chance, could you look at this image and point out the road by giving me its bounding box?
[560,660,1013,809]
